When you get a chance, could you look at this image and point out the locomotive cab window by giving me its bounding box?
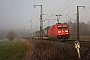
[63,25,67,28]
[58,26,62,29]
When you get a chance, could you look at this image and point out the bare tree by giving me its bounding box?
[7,31,16,40]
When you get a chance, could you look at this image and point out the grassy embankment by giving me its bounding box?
[0,39,27,60]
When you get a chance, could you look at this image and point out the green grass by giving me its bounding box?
[0,39,27,60]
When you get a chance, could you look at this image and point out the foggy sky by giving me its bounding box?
[0,0,90,31]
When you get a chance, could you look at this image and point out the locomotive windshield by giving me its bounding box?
[63,25,67,28]
[58,25,67,29]
[58,26,62,29]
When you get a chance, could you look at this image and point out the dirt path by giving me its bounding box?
[20,39,35,60]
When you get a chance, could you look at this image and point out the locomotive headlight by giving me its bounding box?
[65,30,68,32]
[66,33,68,34]
[58,31,61,33]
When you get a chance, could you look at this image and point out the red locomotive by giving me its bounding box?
[48,23,70,40]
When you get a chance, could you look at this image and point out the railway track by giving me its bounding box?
[64,40,90,48]
[43,39,90,48]
[80,41,90,47]
[60,40,90,47]
[26,38,90,48]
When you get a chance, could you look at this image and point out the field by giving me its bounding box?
[0,39,27,60]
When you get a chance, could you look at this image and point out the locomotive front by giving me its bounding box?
[48,23,70,40]
[56,23,70,39]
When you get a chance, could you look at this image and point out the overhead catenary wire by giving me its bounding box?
[30,8,35,20]
[60,0,75,14]
[84,0,90,5]
[43,0,75,21]
[23,0,35,27]
[62,1,90,22]
[26,0,36,35]
[66,6,88,22]
[67,0,90,15]
[79,1,90,14]
[65,0,90,23]
[80,7,90,14]
[66,14,76,21]
[30,0,36,20]
[43,1,68,21]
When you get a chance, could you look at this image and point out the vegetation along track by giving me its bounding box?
[44,39,90,59]
[23,39,90,60]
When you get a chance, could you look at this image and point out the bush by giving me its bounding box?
[7,31,16,40]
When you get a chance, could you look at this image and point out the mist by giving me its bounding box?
[0,0,90,39]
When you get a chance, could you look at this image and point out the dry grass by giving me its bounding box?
[69,36,90,41]
[28,40,84,60]
[80,36,90,41]
[24,39,90,60]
